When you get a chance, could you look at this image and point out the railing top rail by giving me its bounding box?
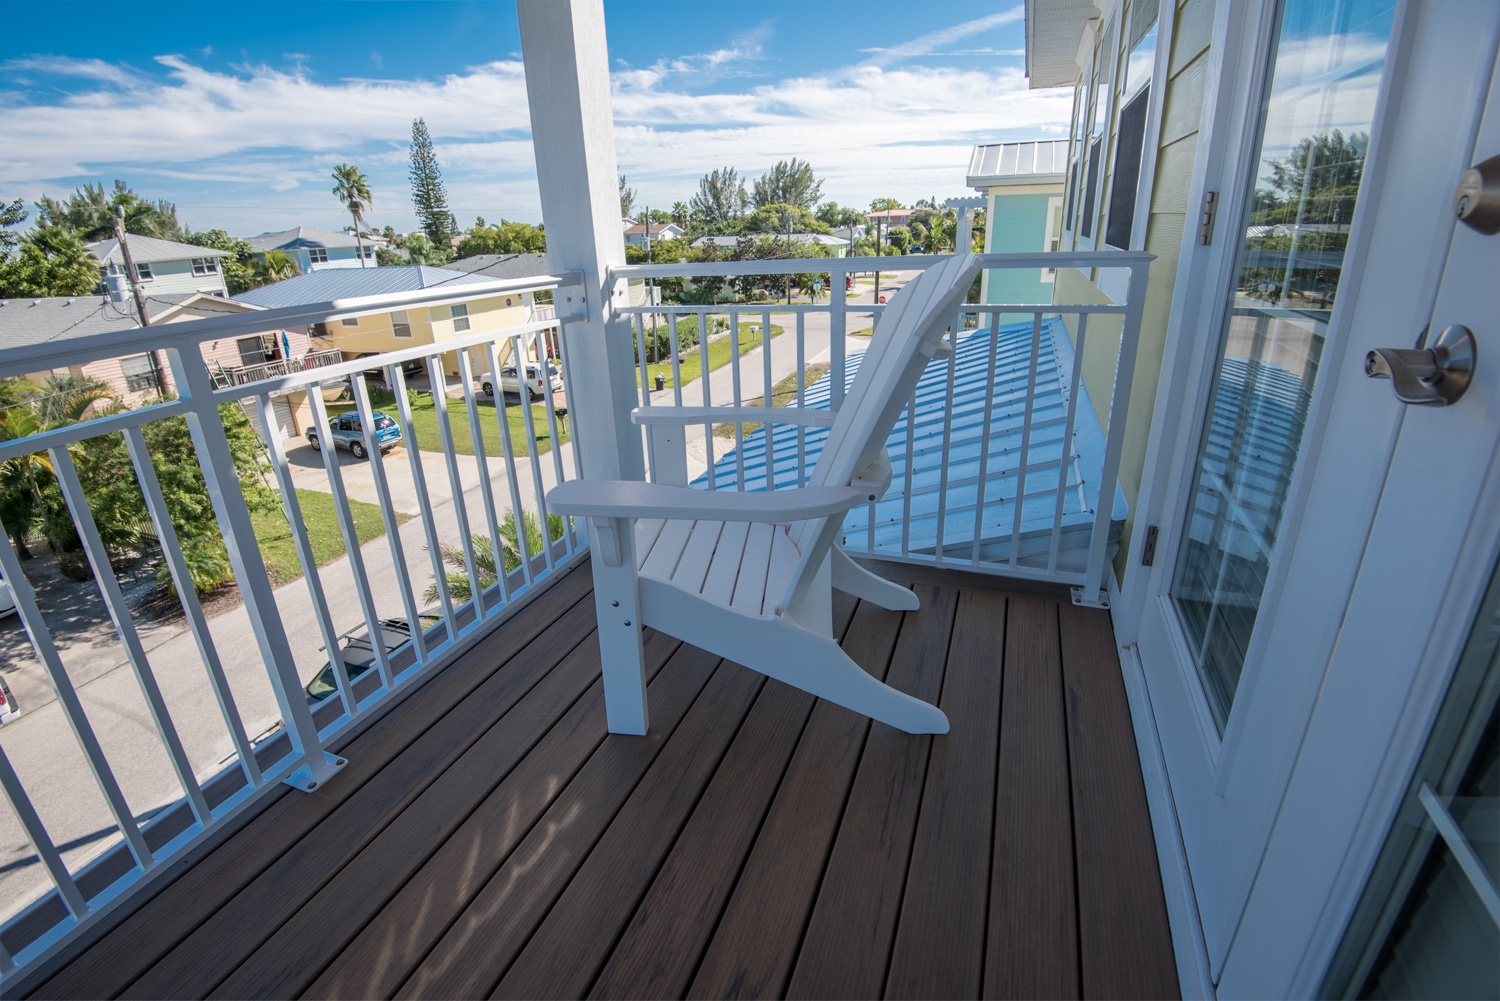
[609,249,1153,280]
[0,272,579,381]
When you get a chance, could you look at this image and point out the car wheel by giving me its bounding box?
[350,440,367,460]
[308,435,321,452]
[526,386,537,402]
[482,381,493,396]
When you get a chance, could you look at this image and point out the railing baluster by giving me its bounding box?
[306,390,395,688]
[0,515,152,870]
[635,315,656,481]
[1049,313,1087,573]
[698,309,717,491]
[509,333,557,574]
[0,745,88,920]
[426,359,485,627]
[124,426,261,785]
[1008,314,1045,570]
[252,399,358,718]
[389,363,457,641]
[50,446,212,828]
[483,339,534,587]
[830,264,847,409]
[932,333,959,562]
[796,313,807,488]
[534,339,571,554]
[167,347,342,793]
[457,350,512,608]
[351,372,428,668]
[765,311,778,491]
[729,310,744,491]
[970,312,1002,565]
[901,394,916,557]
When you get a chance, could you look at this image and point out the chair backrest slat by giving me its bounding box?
[778,253,980,613]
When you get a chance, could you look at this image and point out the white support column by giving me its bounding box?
[519,0,648,734]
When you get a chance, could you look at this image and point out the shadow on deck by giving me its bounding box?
[20,557,1178,1000]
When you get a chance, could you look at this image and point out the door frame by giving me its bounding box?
[1114,0,1500,988]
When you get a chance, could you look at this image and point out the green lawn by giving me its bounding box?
[253,489,409,586]
[329,392,568,459]
[713,363,831,439]
[642,322,783,389]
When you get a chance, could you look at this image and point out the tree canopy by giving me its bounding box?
[869,197,903,212]
[331,164,374,266]
[36,181,183,243]
[741,203,831,235]
[619,175,637,220]
[0,211,100,298]
[409,118,457,248]
[454,220,547,258]
[690,167,749,230]
[752,158,824,211]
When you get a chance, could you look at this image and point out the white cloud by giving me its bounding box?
[0,11,1070,232]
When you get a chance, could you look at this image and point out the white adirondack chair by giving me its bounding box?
[548,253,981,735]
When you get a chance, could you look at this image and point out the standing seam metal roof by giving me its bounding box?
[967,140,1071,185]
[88,235,229,266]
[692,316,1127,572]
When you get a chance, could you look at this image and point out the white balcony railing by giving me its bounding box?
[215,347,345,388]
[0,251,1149,982]
[0,274,586,978]
[611,251,1151,603]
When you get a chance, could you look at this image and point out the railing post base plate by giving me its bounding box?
[1071,586,1111,609]
[282,752,347,793]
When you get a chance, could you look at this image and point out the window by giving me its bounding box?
[1077,18,1116,244]
[134,262,153,281]
[1080,139,1103,240]
[360,245,374,259]
[1041,198,1065,282]
[1105,17,1158,250]
[121,354,159,393]
[340,317,359,327]
[391,309,412,338]
[191,257,219,276]
[309,248,329,264]
[450,304,470,333]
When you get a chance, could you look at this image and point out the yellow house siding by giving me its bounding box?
[1059,0,1216,579]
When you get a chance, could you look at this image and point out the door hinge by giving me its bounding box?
[1198,191,1219,245]
[1140,524,1160,566]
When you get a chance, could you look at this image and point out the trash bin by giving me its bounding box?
[654,373,665,391]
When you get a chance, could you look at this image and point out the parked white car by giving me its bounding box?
[0,569,16,619]
[479,362,562,401]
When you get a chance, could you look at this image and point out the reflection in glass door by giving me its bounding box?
[1169,0,1396,730]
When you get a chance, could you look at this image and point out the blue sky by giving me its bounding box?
[0,2,1071,237]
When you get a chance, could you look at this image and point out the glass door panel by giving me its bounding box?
[1170,0,1397,731]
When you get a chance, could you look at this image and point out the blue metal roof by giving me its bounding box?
[693,316,1129,574]
[232,265,496,308]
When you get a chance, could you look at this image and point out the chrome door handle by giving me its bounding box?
[1365,324,1477,407]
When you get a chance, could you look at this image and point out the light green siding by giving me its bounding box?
[985,191,1056,303]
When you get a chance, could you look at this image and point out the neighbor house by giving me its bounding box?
[245,226,380,272]
[233,265,540,379]
[87,235,230,297]
[623,221,685,246]
[965,139,1068,302]
[0,290,334,440]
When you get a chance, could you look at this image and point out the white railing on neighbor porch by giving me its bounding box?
[0,274,586,979]
[611,251,1152,604]
[216,347,345,387]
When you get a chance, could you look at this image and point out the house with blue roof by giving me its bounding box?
[244,226,384,273]
[966,140,1069,304]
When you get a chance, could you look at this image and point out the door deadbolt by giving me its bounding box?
[1455,154,1500,234]
[1365,324,1477,407]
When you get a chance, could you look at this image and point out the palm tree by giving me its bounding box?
[670,201,691,229]
[331,164,373,268]
[249,250,301,287]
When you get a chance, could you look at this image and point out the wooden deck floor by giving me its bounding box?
[22,558,1178,1000]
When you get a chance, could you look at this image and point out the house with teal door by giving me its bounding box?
[966,139,1069,303]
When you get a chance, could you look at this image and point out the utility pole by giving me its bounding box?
[114,207,168,392]
[786,208,794,306]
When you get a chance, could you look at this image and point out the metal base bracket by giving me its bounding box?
[282,751,347,793]
[1072,586,1111,609]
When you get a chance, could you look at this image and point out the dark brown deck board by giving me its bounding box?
[22,562,1179,1001]
[687,601,907,1001]
[27,562,594,1001]
[985,596,1079,1000]
[884,589,1006,1000]
[1058,601,1179,1000]
[585,595,860,1001]
[784,583,956,1001]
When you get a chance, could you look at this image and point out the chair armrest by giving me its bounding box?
[547,480,872,523]
[632,405,838,428]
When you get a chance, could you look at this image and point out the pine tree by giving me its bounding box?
[409,117,456,248]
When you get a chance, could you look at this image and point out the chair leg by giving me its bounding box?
[830,546,920,611]
[591,554,648,735]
